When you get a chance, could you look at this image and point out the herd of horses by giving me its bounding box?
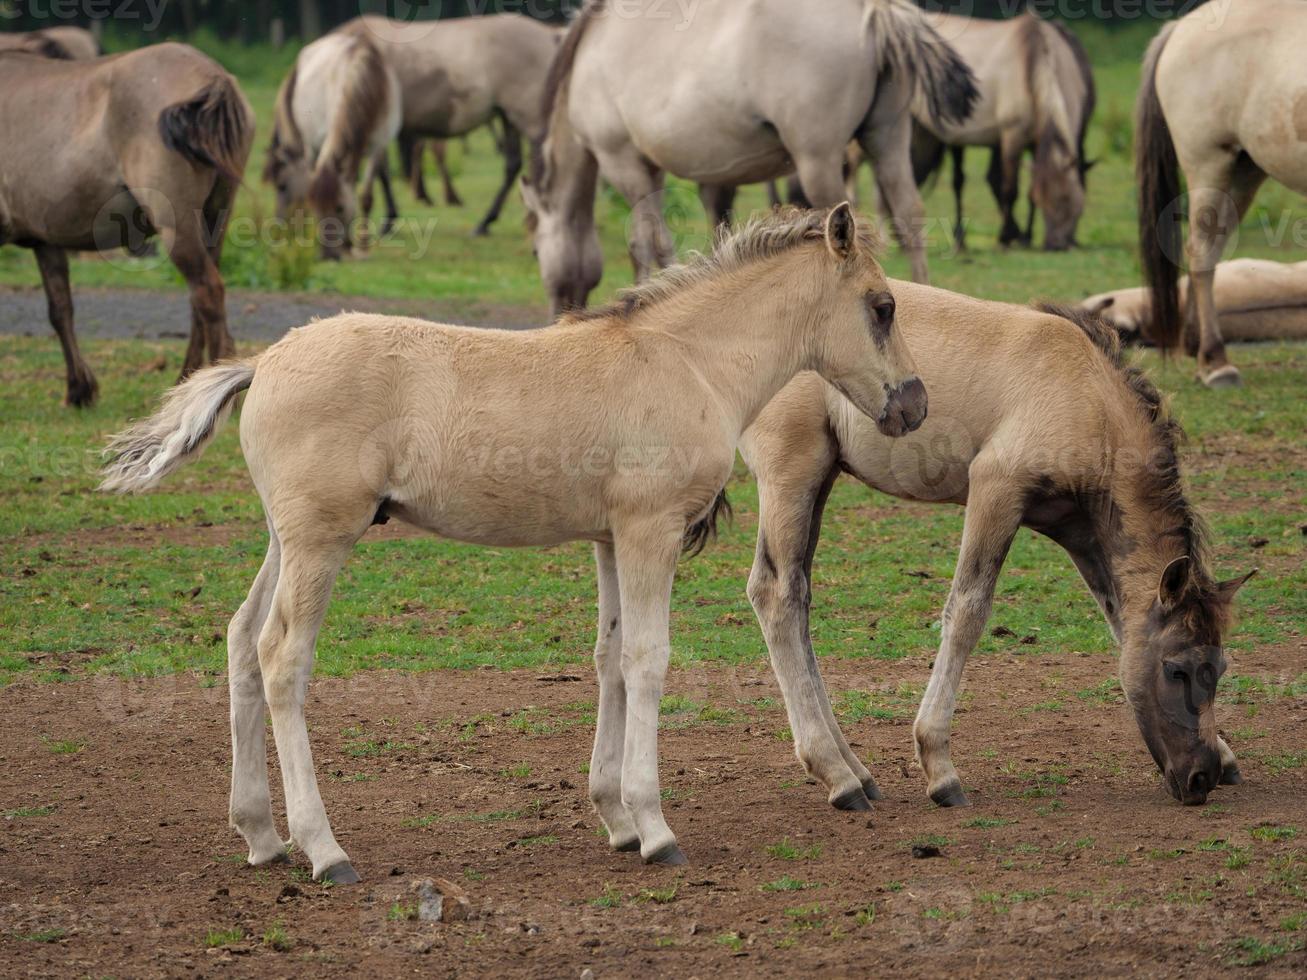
[2,0,1294,879]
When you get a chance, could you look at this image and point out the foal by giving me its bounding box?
[742,287,1253,813]
[102,206,928,881]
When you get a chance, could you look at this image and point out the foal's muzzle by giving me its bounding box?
[876,377,928,437]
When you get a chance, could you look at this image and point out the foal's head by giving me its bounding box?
[808,204,927,437]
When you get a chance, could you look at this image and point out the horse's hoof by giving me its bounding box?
[644,842,687,867]
[929,780,970,808]
[1202,364,1242,388]
[318,861,361,885]
[832,787,873,812]
[862,778,886,802]
[612,836,641,853]
[1220,763,1244,786]
[470,226,491,238]
[64,378,99,408]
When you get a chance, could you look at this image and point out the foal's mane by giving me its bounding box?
[559,208,884,326]
[1036,303,1220,609]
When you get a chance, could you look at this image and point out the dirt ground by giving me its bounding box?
[2,645,1305,978]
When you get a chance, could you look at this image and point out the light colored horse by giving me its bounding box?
[524,0,978,315]
[340,13,562,237]
[1137,0,1307,387]
[0,44,253,405]
[0,26,99,60]
[1081,258,1307,346]
[741,289,1254,813]
[264,31,401,260]
[101,206,929,880]
[907,13,1094,251]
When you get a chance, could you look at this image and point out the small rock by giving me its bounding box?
[411,877,471,923]
[521,922,541,936]
[1020,634,1038,645]
[911,844,942,859]
[277,884,299,902]
[991,626,1017,638]
[580,970,594,980]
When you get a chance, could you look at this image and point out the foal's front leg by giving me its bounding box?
[913,470,1024,807]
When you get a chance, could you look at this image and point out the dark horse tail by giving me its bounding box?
[1136,22,1182,351]
[158,74,253,186]
[683,490,733,558]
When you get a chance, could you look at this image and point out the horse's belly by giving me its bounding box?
[390,487,607,549]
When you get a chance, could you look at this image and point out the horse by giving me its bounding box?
[0,25,100,60]
[264,31,401,260]
[402,137,463,207]
[100,205,929,880]
[1081,259,1307,347]
[904,13,1094,251]
[524,0,978,315]
[0,43,253,406]
[339,13,562,237]
[1138,0,1307,388]
[739,288,1254,815]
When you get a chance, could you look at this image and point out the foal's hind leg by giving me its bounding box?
[33,244,97,407]
[588,542,640,852]
[227,524,285,865]
[913,468,1024,807]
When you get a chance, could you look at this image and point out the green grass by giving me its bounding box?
[760,876,818,893]
[203,927,245,948]
[765,839,823,861]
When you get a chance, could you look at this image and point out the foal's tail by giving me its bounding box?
[158,73,255,186]
[863,0,979,130]
[99,361,257,493]
[1136,21,1182,352]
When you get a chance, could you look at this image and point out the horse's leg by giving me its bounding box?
[913,468,1024,807]
[855,114,929,283]
[158,204,228,378]
[227,523,285,866]
[374,152,399,237]
[33,244,97,407]
[588,542,640,852]
[201,177,238,363]
[994,131,1025,247]
[1184,155,1265,387]
[697,184,737,235]
[402,132,433,205]
[433,140,463,207]
[472,116,522,237]
[613,518,683,864]
[950,145,967,252]
[258,530,358,882]
[748,454,880,811]
[597,148,675,280]
[844,143,864,207]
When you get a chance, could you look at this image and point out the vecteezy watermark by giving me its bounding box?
[0,0,168,31]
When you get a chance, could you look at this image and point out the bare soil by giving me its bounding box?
[2,644,1305,978]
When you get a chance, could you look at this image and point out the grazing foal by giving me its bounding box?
[102,206,927,880]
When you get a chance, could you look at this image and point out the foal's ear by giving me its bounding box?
[1157,555,1191,610]
[1088,295,1115,314]
[825,202,857,260]
[1214,568,1257,602]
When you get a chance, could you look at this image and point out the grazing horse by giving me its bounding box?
[101,206,929,880]
[1137,0,1307,388]
[907,13,1094,251]
[264,31,401,260]
[0,44,253,405]
[524,0,978,315]
[741,289,1254,814]
[0,26,99,60]
[340,13,562,237]
[1081,259,1307,346]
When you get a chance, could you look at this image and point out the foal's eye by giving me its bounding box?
[864,292,895,336]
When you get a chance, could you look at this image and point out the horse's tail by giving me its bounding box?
[158,73,254,186]
[1136,21,1182,351]
[862,0,978,130]
[682,489,733,558]
[309,32,393,213]
[100,360,257,493]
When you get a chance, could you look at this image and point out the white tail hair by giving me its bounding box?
[99,360,256,493]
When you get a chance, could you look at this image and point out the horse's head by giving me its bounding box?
[308,164,357,261]
[263,141,311,222]
[1121,557,1254,805]
[810,204,927,437]
[1031,128,1085,251]
[521,160,601,318]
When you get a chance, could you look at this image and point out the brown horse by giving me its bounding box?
[1138,0,1307,387]
[741,289,1253,813]
[0,26,99,60]
[0,43,252,405]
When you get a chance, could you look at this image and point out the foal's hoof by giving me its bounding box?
[832,787,873,812]
[862,778,886,802]
[644,843,688,867]
[1201,364,1242,388]
[929,780,970,808]
[318,861,361,885]
[1220,763,1244,786]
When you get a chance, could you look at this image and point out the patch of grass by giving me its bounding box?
[760,876,817,893]
[715,932,745,952]
[765,838,822,861]
[41,737,85,755]
[262,923,292,952]
[499,763,531,779]
[204,927,246,948]
[14,928,65,943]
[1226,847,1253,870]
[638,884,679,904]
[591,885,623,909]
[912,834,952,848]
[3,805,55,819]
[1251,825,1297,843]
[854,902,877,926]
[1280,912,1307,932]
[1225,936,1304,967]
[515,834,558,848]
[1261,753,1307,774]
[963,816,1016,829]
[387,903,417,922]
[784,903,826,929]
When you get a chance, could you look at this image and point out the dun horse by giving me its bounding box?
[102,206,928,880]
[908,12,1094,251]
[1138,0,1307,387]
[524,0,978,315]
[741,288,1253,814]
[264,31,401,260]
[341,13,562,237]
[0,43,253,405]
[0,25,99,60]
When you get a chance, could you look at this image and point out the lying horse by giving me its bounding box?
[1138,0,1307,387]
[0,43,253,405]
[101,205,929,880]
[741,289,1253,813]
[264,30,401,260]
[1080,259,1307,346]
